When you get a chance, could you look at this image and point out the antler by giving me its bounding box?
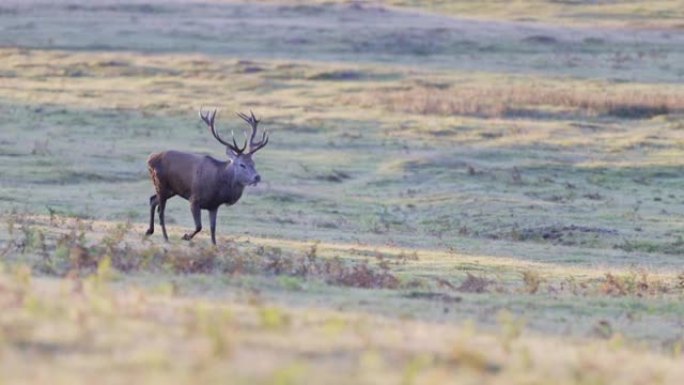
[237,110,269,155]
[199,107,247,155]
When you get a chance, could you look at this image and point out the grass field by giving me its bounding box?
[1,1,684,384]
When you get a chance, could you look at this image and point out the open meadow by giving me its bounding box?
[1,0,684,384]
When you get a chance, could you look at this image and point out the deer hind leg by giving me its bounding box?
[147,160,170,240]
[182,201,202,241]
[145,194,158,235]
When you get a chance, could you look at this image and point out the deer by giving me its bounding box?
[145,108,269,245]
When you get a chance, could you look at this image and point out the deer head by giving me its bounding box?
[199,107,269,186]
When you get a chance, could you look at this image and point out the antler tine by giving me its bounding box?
[200,107,227,146]
[237,112,253,125]
[199,107,246,155]
[231,130,247,154]
[237,110,269,154]
[199,107,217,138]
[209,109,217,126]
[248,110,261,143]
[249,128,269,154]
[198,106,210,126]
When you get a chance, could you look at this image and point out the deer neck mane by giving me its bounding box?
[220,160,245,204]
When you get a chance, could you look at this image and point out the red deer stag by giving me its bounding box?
[145,109,268,244]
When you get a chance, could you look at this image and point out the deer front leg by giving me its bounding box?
[182,201,202,241]
[208,208,218,245]
[158,197,169,241]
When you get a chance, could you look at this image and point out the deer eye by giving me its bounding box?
[240,164,246,169]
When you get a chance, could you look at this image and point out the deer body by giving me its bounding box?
[148,151,245,207]
[145,110,268,245]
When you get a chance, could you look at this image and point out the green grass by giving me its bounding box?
[394,0,684,27]
[1,1,684,384]
[276,0,684,28]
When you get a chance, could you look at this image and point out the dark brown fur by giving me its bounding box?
[145,109,267,245]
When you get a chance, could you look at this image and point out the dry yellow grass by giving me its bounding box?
[1,251,684,385]
[352,81,684,119]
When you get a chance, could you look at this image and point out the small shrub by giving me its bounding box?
[259,306,291,331]
[598,271,669,297]
[69,244,95,270]
[592,319,614,339]
[165,246,217,274]
[600,273,630,296]
[101,221,132,254]
[497,310,525,353]
[520,270,543,294]
[677,272,684,290]
[457,273,492,293]
[448,343,499,373]
[328,260,400,289]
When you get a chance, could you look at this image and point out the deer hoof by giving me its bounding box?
[182,234,192,241]
[145,228,154,236]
